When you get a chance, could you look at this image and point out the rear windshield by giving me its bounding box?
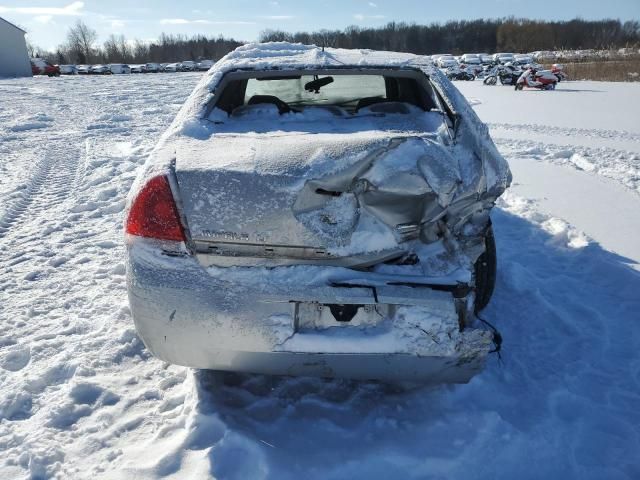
[213,73,438,115]
[245,75,387,108]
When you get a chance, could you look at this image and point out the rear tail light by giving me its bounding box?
[125,175,186,242]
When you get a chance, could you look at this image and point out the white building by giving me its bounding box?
[0,16,32,78]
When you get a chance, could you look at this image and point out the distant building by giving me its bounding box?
[0,16,32,78]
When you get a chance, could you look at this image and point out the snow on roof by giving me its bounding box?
[214,42,433,73]
[197,42,437,96]
[0,16,27,34]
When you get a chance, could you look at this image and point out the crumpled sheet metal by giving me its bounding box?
[292,135,497,247]
[427,67,512,198]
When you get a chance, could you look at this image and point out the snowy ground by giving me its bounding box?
[1,74,639,479]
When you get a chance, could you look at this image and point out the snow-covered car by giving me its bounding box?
[458,55,483,75]
[109,63,131,74]
[430,53,449,61]
[197,59,214,71]
[58,64,77,75]
[145,62,161,73]
[460,54,481,65]
[130,64,146,73]
[163,63,181,72]
[180,60,196,71]
[76,64,91,74]
[478,53,493,65]
[514,54,534,66]
[493,53,515,64]
[436,55,458,68]
[125,43,511,383]
[90,64,111,75]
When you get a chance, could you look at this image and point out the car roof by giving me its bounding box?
[213,42,432,73]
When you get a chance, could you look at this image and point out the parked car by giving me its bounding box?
[436,55,458,68]
[145,63,161,73]
[109,63,131,74]
[163,63,181,72]
[76,64,91,74]
[90,64,111,75]
[125,43,511,383]
[180,60,196,71]
[197,59,214,71]
[430,53,449,62]
[30,58,60,76]
[460,53,481,65]
[478,53,493,65]
[492,53,515,64]
[130,64,146,73]
[513,54,534,66]
[58,64,77,75]
[458,55,483,75]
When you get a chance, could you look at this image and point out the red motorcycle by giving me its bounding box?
[515,68,558,90]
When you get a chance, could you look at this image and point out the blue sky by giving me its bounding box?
[1,0,639,50]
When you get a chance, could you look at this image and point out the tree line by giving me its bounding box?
[30,21,242,65]
[30,18,640,65]
[260,18,640,54]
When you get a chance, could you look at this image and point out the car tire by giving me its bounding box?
[474,223,497,312]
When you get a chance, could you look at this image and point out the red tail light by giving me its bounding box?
[126,175,186,242]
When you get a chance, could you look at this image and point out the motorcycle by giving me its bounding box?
[446,66,475,81]
[483,64,521,86]
[515,68,558,90]
[551,63,568,82]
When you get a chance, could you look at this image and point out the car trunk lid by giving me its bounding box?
[173,128,457,266]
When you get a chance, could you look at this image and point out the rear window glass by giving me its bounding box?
[244,75,387,108]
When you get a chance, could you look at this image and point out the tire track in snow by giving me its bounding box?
[0,142,81,240]
[0,156,52,237]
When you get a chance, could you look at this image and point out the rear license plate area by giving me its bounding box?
[292,302,394,330]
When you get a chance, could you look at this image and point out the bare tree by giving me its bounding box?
[103,34,131,63]
[66,20,98,63]
[132,39,149,63]
[26,40,37,58]
[311,29,339,48]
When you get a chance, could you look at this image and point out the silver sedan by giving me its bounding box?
[125,43,511,383]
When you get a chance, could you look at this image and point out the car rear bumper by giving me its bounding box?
[126,238,493,383]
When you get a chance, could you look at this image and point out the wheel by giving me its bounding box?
[474,223,497,312]
[515,84,523,91]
